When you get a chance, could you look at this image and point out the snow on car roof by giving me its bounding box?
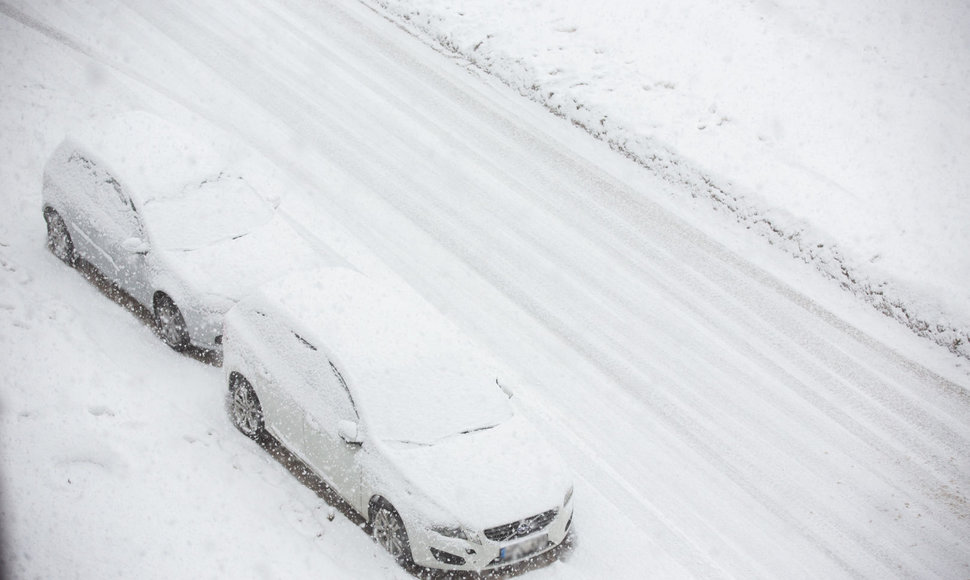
[250,268,513,444]
[64,111,233,203]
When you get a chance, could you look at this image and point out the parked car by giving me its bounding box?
[42,111,325,354]
[223,268,574,571]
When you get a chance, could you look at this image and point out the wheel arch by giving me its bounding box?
[152,289,172,309]
[368,494,414,565]
[368,494,390,523]
[367,494,415,534]
[228,370,249,389]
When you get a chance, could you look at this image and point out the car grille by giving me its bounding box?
[484,508,558,542]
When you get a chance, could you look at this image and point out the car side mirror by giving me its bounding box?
[338,420,363,445]
[122,236,150,255]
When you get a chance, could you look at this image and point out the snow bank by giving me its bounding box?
[362,0,970,358]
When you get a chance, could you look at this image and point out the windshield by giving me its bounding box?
[142,174,274,251]
[356,353,514,446]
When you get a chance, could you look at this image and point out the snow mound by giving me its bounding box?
[363,0,970,358]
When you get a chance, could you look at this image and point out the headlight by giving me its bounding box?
[564,485,574,507]
[431,525,471,541]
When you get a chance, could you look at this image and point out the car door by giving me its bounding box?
[58,151,120,276]
[247,310,306,450]
[93,168,151,297]
[60,151,148,290]
[287,331,363,503]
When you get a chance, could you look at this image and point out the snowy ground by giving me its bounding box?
[1,1,969,579]
[364,0,970,358]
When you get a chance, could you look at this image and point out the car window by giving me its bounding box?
[98,174,142,238]
[62,152,103,214]
[328,361,357,416]
[68,152,143,238]
[288,330,358,423]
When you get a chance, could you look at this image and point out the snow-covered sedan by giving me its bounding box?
[223,268,574,571]
[41,111,324,354]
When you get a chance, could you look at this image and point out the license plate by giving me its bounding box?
[500,533,548,563]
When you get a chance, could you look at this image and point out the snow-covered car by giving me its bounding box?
[41,111,324,354]
[223,268,574,571]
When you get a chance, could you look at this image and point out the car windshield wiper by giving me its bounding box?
[385,439,433,448]
[386,424,499,448]
[167,231,251,252]
[460,424,497,435]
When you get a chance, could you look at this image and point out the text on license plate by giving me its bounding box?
[500,533,548,563]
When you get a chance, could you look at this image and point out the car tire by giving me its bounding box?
[371,500,413,566]
[228,374,265,441]
[44,208,77,266]
[153,293,190,351]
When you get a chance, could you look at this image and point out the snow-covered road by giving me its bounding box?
[2,1,968,578]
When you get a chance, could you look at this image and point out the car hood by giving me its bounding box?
[381,415,571,532]
[163,215,322,303]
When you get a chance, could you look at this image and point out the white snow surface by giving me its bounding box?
[365,0,970,356]
[1,1,969,579]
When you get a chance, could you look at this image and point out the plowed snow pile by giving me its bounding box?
[366,0,970,356]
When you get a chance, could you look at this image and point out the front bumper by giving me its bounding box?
[410,502,574,571]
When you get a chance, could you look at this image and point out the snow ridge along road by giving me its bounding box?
[360,0,970,362]
[1,0,969,578]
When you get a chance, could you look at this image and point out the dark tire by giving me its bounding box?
[44,208,76,266]
[228,374,264,440]
[153,293,190,351]
[371,500,413,566]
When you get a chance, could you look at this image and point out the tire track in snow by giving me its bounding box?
[123,1,970,577]
[186,4,970,576]
[10,0,969,577]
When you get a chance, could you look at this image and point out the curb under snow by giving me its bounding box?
[362,0,970,361]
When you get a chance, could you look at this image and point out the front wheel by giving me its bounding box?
[228,374,264,440]
[153,293,190,351]
[371,501,412,566]
[44,208,76,266]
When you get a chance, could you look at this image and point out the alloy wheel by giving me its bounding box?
[230,380,262,438]
[154,295,189,350]
[45,211,75,265]
[373,507,408,562]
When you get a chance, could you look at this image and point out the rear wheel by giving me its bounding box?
[44,209,76,266]
[371,501,412,566]
[153,293,189,351]
[228,374,264,440]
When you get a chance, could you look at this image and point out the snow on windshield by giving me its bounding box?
[142,174,274,251]
[356,340,514,445]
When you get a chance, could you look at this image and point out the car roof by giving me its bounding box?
[60,111,230,203]
[244,267,513,443]
[252,268,473,365]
